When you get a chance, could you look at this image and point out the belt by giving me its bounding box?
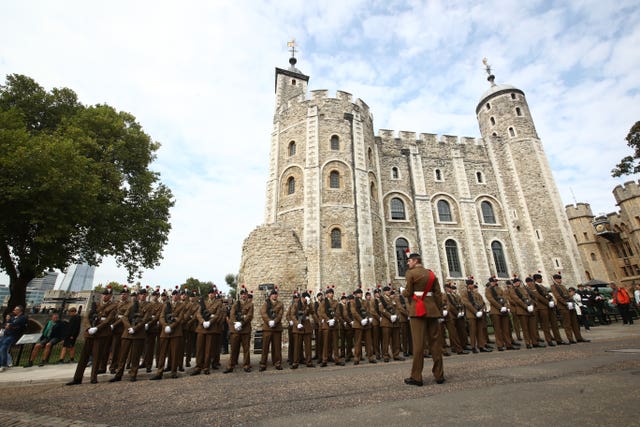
[413,292,433,297]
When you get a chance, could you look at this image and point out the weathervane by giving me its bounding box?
[482,57,496,86]
[287,39,297,58]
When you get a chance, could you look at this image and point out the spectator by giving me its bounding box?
[58,307,81,363]
[569,288,589,331]
[0,305,28,372]
[592,287,610,325]
[610,282,634,325]
[634,284,640,307]
[25,312,65,367]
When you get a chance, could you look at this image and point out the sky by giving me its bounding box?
[1,0,639,293]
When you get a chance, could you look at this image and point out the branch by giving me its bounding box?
[0,242,18,281]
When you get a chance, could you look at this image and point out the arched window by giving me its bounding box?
[370,182,377,201]
[491,241,508,278]
[288,141,296,156]
[390,198,406,220]
[287,177,295,195]
[476,171,483,183]
[481,201,496,224]
[368,147,373,166]
[508,127,515,137]
[329,171,340,189]
[330,135,340,150]
[590,253,597,261]
[515,107,522,116]
[435,169,442,181]
[445,239,462,277]
[395,238,409,277]
[437,200,452,222]
[391,167,399,179]
[490,117,495,125]
[330,228,342,249]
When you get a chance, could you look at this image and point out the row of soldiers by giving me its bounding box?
[65,272,588,385]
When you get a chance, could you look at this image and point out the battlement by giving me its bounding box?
[375,129,483,146]
[565,203,593,219]
[613,180,640,203]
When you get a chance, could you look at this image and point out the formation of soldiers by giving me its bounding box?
[65,271,590,385]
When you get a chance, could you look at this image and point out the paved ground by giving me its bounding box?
[0,323,639,427]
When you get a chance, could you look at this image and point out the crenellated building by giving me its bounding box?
[239,51,584,301]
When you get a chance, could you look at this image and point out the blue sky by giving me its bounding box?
[1,0,639,292]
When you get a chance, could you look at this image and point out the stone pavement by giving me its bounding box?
[0,323,638,426]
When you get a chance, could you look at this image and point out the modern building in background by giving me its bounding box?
[27,270,58,291]
[239,51,584,299]
[55,263,96,292]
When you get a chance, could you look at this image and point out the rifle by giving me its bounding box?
[129,299,140,326]
[324,298,335,319]
[88,300,99,327]
[266,298,276,320]
[164,301,174,324]
[235,297,243,322]
[199,297,212,321]
[295,299,308,323]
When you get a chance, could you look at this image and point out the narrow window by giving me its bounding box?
[491,241,508,278]
[583,232,588,241]
[585,271,592,280]
[288,141,296,156]
[486,103,491,110]
[330,228,342,249]
[445,240,462,277]
[396,238,409,277]
[437,200,452,222]
[511,93,516,100]
[516,107,522,116]
[435,169,442,181]
[287,177,295,195]
[292,79,296,85]
[370,182,377,201]
[330,135,340,150]
[535,229,541,240]
[481,201,496,224]
[391,198,406,220]
[391,167,399,179]
[329,170,340,189]
[490,117,495,125]
[492,132,498,137]
[508,127,515,137]
[590,253,597,261]
[476,171,483,183]
[368,147,373,166]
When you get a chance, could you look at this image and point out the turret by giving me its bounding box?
[274,40,309,112]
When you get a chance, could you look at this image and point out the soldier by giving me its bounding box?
[551,274,589,343]
[224,287,254,373]
[442,283,469,355]
[505,281,523,343]
[529,274,564,345]
[106,286,132,374]
[368,289,382,360]
[190,286,225,375]
[379,286,404,362]
[338,294,354,362]
[485,277,516,351]
[259,288,284,371]
[318,287,343,367]
[150,288,187,380]
[508,277,537,349]
[402,253,445,386]
[141,287,163,372]
[66,286,118,385]
[184,290,200,368]
[288,291,315,369]
[313,292,323,361]
[110,289,152,382]
[397,291,411,356]
[350,288,376,365]
[461,278,491,353]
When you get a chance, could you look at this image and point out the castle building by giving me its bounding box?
[566,181,640,286]
[239,51,584,300]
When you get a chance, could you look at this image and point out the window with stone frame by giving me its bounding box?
[330,228,342,249]
[288,141,296,156]
[329,170,340,189]
[287,177,295,195]
[390,197,406,220]
[396,238,409,277]
[445,239,462,277]
[481,201,496,224]
[476,171,483,183]
[391,167,399,179]
[437,199,453,222]
[435,169,443,181]
[491,241,509,278]
[330,135,340,150]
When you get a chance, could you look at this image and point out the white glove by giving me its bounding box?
[328,319,335,327]
[305,296,311,304]
[400,287,405,293]
[128,327,135,335]
[438,318,445,323]
[297,323,303,329]
[289,320,294,326]
[567,302,574,310]
[350,321,354,326]
[164,326,172,334]
[500,307,507,314]
[476,311,483,318]
[485,308,491,313]
[110,324,114,330]
[144,323,149,330]
[527,305,534,313]
[457,312,465,318]
[442,310,448,317]
[549,301,555,308]
[368,317,373,324]
[88,327,98,335]
[360,318,368,326]
[390,314,398,323]
[268,320,275,328]
[234,321,242,331]
[203,321,211,329]
[100,317,106,321]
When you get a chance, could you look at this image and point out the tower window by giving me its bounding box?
[491,241,509,278]
[536,229,542,240]
[330,135,340,150]
[370,182,377,201]
[368,147,373,166]
[437,200,453,222]
[435,169,442,181]
[508,127,515,137]
[515,107,522,116]
[476,171,483,183]
[329,170,340,189]
[511,93,516,100]
[481,201,496,224]
[287,177,295,195]
[490,117,495,125]
[590,253,597,261]
[288,141,296,156]
[492,132,498,137]
[445,239,462,277]
[486,103,491,110]
[391,167,399,179]
[292,79,296,85]
[390,198,406,220]
[395,238,409,277]
[330,228,342,249]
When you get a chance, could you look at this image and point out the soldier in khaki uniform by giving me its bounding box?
[259,289,284,371]
[379,286,404,362]
[508,278,537,349]
[150,289,187,380]
[402,253,445,386]
[317,287,343,366]
[141,288,163,372]
[485,277,516,351]
[191,286,226,375]
[442,283,469,354]
[368,290,382,360]
[551,274,589,344]
[288,291,315,369]
[110,289,152,382]
[397,292,411,356]
[313,292,323,361]
[350,288,376,365]
[338,294,353,362]
[105,287,132,374]
[224,288,254,373]
[530,274,566,345]
[461,278,491,353]
[66,286,118,385]
[183,290,200,368]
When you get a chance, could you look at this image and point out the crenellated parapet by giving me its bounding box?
[565,203,594,220]
[613,180,640,204]
[374,129,483,147]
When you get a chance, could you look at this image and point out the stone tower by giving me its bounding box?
[565,203,610,280]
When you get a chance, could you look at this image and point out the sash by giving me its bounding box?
[412,270,435,317]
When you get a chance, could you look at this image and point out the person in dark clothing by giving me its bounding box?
[25,312,65,367]
[0,306,27,372]
[59,307,81,363]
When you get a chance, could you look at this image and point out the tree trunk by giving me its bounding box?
[5,275,31,316]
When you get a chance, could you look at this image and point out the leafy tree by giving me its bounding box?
[179,277,216,297]
[225,273,238,299]
[612,121,640,177]
[93,281,126,294]
[0,74,174,314]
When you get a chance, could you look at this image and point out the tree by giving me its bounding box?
[93,281,126,294]
[179,277,216,297]
[225,273,238,300]
[0,74,174,314]
[612,121,640,177]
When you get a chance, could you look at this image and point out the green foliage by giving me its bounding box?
[93,281,126,293]
[225,273,238,299]
[179,277,216,297]
[612,121,640,177]
[0,74,174,312]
